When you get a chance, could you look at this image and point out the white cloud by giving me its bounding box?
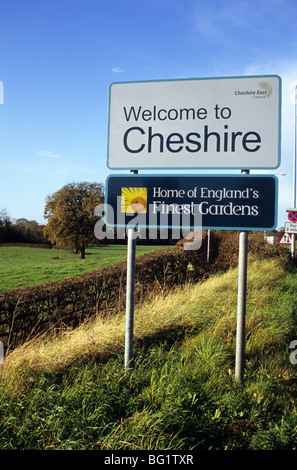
[111,66,124,73]
[36,150,61,159]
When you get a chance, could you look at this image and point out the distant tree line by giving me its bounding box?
[0,209,49,245]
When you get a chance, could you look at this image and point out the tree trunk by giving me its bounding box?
[79,245,85,259]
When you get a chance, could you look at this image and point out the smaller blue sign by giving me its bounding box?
[105,174,277,231]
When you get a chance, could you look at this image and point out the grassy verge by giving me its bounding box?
[0,244,171,291]
[1,255,297,450]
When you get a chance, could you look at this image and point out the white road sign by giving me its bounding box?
[107,75,281,170]
[285,222,297,233]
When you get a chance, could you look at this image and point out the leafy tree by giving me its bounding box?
[44,182,104,259]
[0,209,12,243]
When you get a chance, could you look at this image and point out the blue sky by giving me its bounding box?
[0,0,297,229]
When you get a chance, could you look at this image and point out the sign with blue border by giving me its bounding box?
[107,75,281,170]
[105,174,278,231]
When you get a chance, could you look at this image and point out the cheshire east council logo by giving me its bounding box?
[234,81,272,99]
[258,81,272,98]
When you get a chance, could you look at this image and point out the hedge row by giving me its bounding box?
[0,231,289,350]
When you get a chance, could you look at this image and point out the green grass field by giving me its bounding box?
[0,244,171,292]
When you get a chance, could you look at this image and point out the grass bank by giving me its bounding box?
[1,254,297,450]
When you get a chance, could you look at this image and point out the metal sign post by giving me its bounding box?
[235,231,249,382]
[125,226,136,370]
[207,229,211,273]
[235,170,249,383]
[0,341,4,365]
[124,170,138,370]
[292,87,297,260]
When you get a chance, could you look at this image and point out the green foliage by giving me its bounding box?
[44,182,104,258]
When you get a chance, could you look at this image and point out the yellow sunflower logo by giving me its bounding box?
[121,187,147,213]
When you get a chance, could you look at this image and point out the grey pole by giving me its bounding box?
[207,229,210,273]
[235,230,248,382]
[235,169,249,383]
[0,341,4,365]
[124,170,138,370]
[291,87,297,260]
[125,226,136,369]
